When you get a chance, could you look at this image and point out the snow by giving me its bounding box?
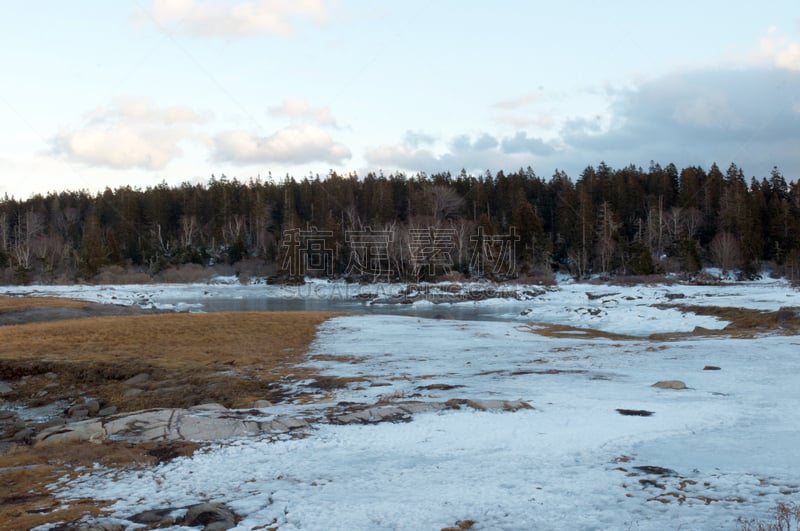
[6,278,800,529]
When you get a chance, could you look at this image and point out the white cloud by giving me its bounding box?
[365,131,554,175]
[267,98,337,127]
[213,124,350,164]
[52,97,207,170]
[150,0,332,38]
[86,96,207,125]
[751,27,800,71]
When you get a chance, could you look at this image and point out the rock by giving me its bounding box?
[84,398,101,416]
[251,399,273,408]
[36,420,105,445]
[189,403,228,412]
[703,365,721,371]
[177,415,261,440]
[129,507,177,525]
[10,427,33,443]
[98,406,118,417]
[123,388,143,398]
[616,408,654,417]
[0,381,13,395]
[444,398,533,412]
[44,371,58,380]
[183,502,237,530]
[67,406,90,419]
[0,409,18,420]
[124,373,150,386]
[652,380,687,390]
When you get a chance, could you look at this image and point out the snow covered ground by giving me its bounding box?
[8,274,800,334]
[6,277,799,530]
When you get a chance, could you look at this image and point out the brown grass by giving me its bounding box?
[0,299,345,529]
[652,305,800,338]
[523,323,638,341]
[0,440,199,529]
[0,311,344,410]
[0,296,92,312]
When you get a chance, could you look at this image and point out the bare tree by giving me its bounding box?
[11,210,44,271]
[428,185,465,222]
[710,231,741,274]
[595,201,619,274]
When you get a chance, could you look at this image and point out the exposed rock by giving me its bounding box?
[0,381,12,395]
[445,398,533,412]
[129,507,177,525]
[84,398,101,415]
[652,380,687,390]
[634,465,677,476]
[189,403,228,412]
[124,372,150,386]
[183,502,237,530]
[251,399,273,408]
[67,406,90,419]
[37,420,105,445]
[98,406,118,417]
[0,412,26,441]
[616,408,654,417]
[59,524,126,531]
[123,388,143,398]
[703,365,721,371]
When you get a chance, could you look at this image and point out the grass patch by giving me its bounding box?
[523,323,638,341]
[0,296,91,313]
[0,440,199,529]
[654,305,800,338]
[0,310,345,411]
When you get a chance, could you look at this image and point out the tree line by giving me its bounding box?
[1,161,799,284]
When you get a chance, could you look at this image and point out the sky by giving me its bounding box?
[1,1,799,200]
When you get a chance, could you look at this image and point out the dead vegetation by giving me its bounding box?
[0,297,345,529]
[738,502,800,531]
[652,305,800,338]
[0,439,199,529]
[0,309,345,411]
[523,323,638,341]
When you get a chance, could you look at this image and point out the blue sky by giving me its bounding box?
[1,1,799,199]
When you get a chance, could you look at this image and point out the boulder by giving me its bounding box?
[652,380,687,390]
[183,502,237,530]
[37,420,105,445]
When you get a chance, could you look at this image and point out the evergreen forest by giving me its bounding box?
[2,161,799,284]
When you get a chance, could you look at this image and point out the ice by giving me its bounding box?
[7,278,799,529]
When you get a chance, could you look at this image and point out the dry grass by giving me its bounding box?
[0,299,345,529]
[0,310,345,411]
[523,323,638,341]
[0,440,199,529]
[0,296,92,313]
[653,305,800,338]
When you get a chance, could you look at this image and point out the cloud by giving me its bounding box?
[365,131,555,175]
[403,130,436,148]
[150,0,332,38]
[52,97,206,170]
[451,133,498,152]
[501,132,555,156]
[213,124,350,164]
[752,27,800,71]
[267,98,337,127]
[557,67,800,177]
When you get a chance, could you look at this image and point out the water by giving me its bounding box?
[156,294,526,323]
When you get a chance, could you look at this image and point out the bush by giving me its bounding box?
[738,502,800,531]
